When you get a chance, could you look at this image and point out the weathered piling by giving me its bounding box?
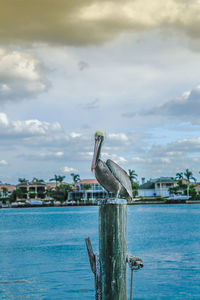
[99,199,127,300]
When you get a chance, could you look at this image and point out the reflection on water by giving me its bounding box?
[0,205,200,299]
[0,280,31,285]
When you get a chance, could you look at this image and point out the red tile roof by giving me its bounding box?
[45,182,69,189]
[77,179,98,184]
[194,185,200,191]
[0,184,16,192]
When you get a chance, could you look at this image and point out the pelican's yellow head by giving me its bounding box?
[95,130,105,141]
[92,130,105,171]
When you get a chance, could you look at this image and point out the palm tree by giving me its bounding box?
[175,172,183,180]
[128,169,138,183]
[184,169,196,182]
[49,175,60,187]
[2,187,8,198]
[57,175,66,183]
[18,178,28,183]
[70,173,80,183]
[184,169,196,197]
[32,177,44,182]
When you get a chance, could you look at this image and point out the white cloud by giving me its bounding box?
[131,157,152,163]
[0,113,62,137]
[0,48,49,101]
[70,132,82,138]
[60,166,78,173]
[55,152,64,157]
[142,85,200,123]
[0,160,8,165]
[38,151,64,159]
[108,133,129,143]
[102,152,127,164]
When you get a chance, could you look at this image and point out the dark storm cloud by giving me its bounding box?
[1,1,200,46]
[122,85,200,124]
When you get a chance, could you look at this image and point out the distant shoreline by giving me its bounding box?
[1,200,200,209]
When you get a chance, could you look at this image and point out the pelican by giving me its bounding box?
[91,130,133,200]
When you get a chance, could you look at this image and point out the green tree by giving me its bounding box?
[1,187,9,204]
[131,182,139,197]
[70,173,80,183]
[128,169,138,183]
[46,188,54,200]
[184,169,196,197]
[18,178,28,183]
[188,186,198,200]
[169,186,179,195]
[184,169,196,182]
[28,192,37,199]
[175,172,183,180]
[10,188,24,201]
[2,187,8,198]
[47,184,73,203]
[32,177,44,182]
[57,175,66,183]
[54,184,72,203]
[49,175,60,187]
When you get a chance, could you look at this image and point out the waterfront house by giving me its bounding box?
[138,177,178,198]
[194,184,200,195]
[16,179,46,201]
[0,184,16,198]
[68,179,108,202]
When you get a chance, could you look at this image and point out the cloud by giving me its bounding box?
[146,85,200,120]
[0,48,49,101]
[1,113,200,182]
[108,133,129,143]
[60,166,78,173]
[78,61,90,71]
[0,113,62,137]
[0,160,8,165]
[102,152,127,164]
[82,99,100,110]
[38,151,64,159]
[122,85,200,125]
[1,1,200,46]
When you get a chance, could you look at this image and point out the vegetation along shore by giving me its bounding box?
[1,169,200,208]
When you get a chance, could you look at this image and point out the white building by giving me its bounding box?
[68,179,108,202]
[139,177,178,198]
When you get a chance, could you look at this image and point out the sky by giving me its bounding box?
[1,0,200,184]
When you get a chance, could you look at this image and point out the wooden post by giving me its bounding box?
[99,199,127,300]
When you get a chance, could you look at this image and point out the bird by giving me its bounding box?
[91,130,133,200]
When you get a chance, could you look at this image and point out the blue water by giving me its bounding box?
[0,205,199,300]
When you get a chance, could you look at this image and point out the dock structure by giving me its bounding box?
[86,198,143,300]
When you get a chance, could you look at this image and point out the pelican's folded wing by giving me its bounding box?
[106,159,133,199]
[95,159,121,195]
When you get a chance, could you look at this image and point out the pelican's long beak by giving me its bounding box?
[91,137,102,171]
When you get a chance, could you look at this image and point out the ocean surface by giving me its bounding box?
[0,204,199,300]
